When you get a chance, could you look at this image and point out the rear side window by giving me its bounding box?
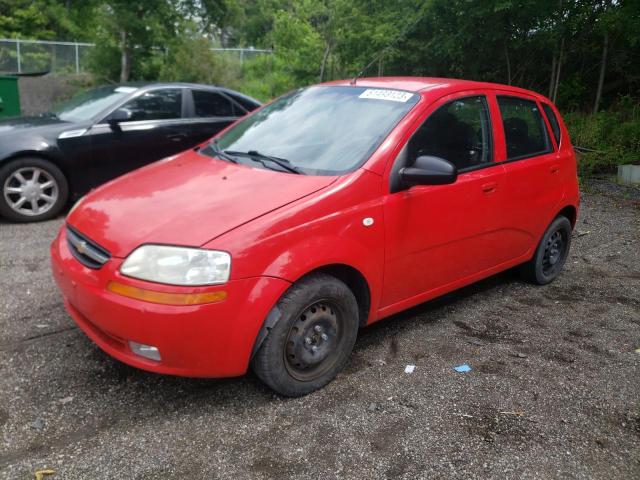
[122,89,183,121]
[409,95,493,171]
[498,96,551,160]
[542,103,561,146]
[227,93,259,113]
[192,90,234,117]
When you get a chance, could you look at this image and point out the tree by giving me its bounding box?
[89,1,184,82]
[0,0,101,41]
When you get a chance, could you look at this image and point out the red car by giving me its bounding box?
[51,77,579,396]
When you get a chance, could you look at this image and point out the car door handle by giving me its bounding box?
[481,182,497,193]
[167,133,187,142]
[550,164,560,174]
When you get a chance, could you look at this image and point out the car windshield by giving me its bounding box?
[52,86,136,123]
[203,86,419,175]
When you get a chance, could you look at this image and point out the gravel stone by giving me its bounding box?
[0,188,638,479]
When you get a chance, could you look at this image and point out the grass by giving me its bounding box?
[564,97,640,177]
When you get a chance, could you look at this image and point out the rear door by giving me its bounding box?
[87,87,189,186]
[493,93,565,260]
[183,89,245,145]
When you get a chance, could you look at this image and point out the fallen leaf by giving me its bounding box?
[35,469,55,480]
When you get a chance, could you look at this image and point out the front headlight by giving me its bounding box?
[120,245,231,286]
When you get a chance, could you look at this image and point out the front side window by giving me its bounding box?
[498,96,551,160]
[408,96,493,171]
[120,89,183,122]
[204,86,419,175]
[192,90,234,117]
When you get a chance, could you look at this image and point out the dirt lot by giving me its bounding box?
[0,184,638,479]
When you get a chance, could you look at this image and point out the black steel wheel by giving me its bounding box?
[541,229,565,277]
[284,300,343,381]
[520,215,572,285]
[252,273,359,397]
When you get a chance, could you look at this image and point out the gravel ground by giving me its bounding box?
[0,188,638,480]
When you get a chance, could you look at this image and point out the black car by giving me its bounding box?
[0,83,260,222]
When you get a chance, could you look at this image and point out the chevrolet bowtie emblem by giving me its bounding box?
[76,240,88,255]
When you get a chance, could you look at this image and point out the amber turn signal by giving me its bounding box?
[107,281,227,306]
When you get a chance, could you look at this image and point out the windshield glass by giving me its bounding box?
[52,86,136,122]
[204,86,419,175]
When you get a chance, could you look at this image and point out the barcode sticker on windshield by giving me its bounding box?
[115,86,137,93]
[359,89,413,103]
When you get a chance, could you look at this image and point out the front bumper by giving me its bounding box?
[50,227,290,377]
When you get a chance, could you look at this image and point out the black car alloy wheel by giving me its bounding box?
[3,166,59,217]
[0,157,68,222]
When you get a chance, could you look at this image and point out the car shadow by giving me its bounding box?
[2,268,526,466]
[81,268,520,405]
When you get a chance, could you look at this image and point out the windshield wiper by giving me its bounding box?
[209,139,238,164]
[225,150,303,174]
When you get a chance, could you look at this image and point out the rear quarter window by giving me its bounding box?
[542,103,562,146]
[498,96,552,160]
[227,93,260,113]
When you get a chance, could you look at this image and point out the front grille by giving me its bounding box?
[66,225,111,269]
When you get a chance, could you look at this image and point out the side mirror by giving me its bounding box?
[399,155,457,188]
[107,108,132,126]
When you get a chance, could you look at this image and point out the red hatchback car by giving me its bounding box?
[51,77,579,396]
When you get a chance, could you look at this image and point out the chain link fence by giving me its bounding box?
[0,39,94,75]
[0,39,273,75]
[210,47,273,65]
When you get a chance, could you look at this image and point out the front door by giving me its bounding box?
[86,88,189,188]
[381,93,507,311]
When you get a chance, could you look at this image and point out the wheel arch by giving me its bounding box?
[295,263,371,328]
[1,150,70,182]
[556,204,577,228]
[250,262,372,359]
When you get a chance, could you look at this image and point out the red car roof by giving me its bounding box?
[322,77,549,101]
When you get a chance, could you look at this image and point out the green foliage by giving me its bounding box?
[159,34,242,88]
[240,55,297,101]
[1,0,638,174]
[0,0,97,40]
[567,98,640,175]
[270,8,323,84]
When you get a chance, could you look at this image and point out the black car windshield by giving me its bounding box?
[52,86,136,122]
[204,86,419,175]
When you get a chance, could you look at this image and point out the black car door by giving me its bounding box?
[86,88,189,187]
[182,89,245,145]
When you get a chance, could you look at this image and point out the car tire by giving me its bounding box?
[0,157,69,222]
[519,215,572,285]
[251,273,359,397]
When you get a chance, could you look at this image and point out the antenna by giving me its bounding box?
[350,5,428,85]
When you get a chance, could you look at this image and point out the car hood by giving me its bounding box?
[67,150,337,257]
[0,115,72,136]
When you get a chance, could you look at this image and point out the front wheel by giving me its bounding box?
[0,157,69,222]
[519,215,572,285]
[251,273,359,397]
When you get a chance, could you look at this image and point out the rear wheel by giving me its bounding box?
[252,273,359,397]
[0,157,68,222]
[519,215,572,285]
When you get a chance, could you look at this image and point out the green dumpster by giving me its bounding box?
[0,76,21,118]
